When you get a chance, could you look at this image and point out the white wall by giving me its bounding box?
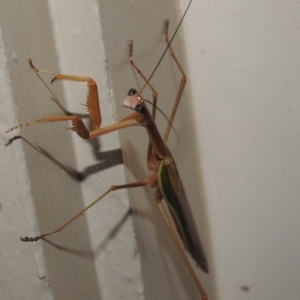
[0,1,213,299]
[0,1,102,299]
[179,0,300,299]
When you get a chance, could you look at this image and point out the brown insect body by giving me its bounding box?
[123,92,208,273]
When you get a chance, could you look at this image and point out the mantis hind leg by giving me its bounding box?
[162,20,187,143]
[129,40,158,120]
[21,176,155,242]
[129,41,159,169]
[156,193,207,300]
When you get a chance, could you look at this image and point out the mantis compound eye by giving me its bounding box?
[135,104,146,114]
[128,88,137,96]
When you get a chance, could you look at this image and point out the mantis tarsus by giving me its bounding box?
[7,1,209,298]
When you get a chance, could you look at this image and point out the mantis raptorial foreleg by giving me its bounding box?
[29,59,101,127]
[6,60,141,139]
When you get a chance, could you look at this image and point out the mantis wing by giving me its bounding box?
[158,154,208,273]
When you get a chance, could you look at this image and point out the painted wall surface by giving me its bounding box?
[0,0,213,299]
[179,0,300,299]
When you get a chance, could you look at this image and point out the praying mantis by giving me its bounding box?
[6,0,209,298]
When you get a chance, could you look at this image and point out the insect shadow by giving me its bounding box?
[6,132,123,182]
[42,208,132,259]
[6,135,151,257]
